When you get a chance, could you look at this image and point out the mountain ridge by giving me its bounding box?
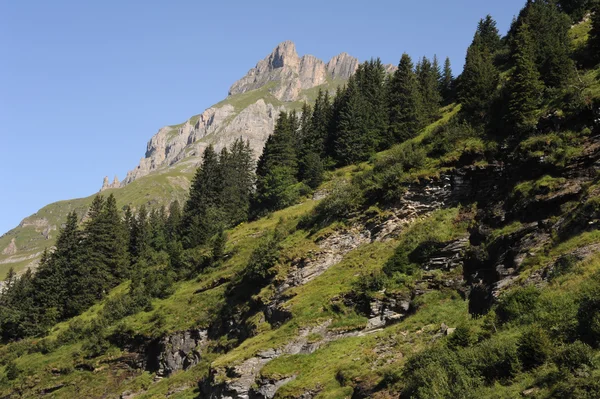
[117,41,362,187]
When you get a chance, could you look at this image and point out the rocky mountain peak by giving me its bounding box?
[266,40,299,70]
[118,42,361,187]
[326,52,360,80]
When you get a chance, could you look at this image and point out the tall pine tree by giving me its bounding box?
[254,111,301,215]
[182,145,224,248]
[440,57,455,104]
[458,36,500,125]
[418,56,442,124]
[511,0,575,87]
[506,23,544,135]
[388,53,423,142]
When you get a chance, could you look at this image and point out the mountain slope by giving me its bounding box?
[0,41,359,281]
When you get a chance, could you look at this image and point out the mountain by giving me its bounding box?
[0,41,360,281]
[119,41,361,186]
[2,3,600,398]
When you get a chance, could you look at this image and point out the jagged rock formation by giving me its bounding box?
[118,41,361,187]
[100,175,120,191]
[147,329,208,377]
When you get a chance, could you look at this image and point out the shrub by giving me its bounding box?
[402,346,479,399]
[299,181,363,229]
[57,319,88,345]
[5,360,20,380]
[465,335,521,383]
[496,286,540,325]
[549,254,580,280]
[448,324,475,349]
[551,377,600,399]
[518,325,553,370]
[554,341,595,372]
[242,234,281,285]
[577,272,600,347]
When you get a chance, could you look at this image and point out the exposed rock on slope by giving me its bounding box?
[120,41,360,186]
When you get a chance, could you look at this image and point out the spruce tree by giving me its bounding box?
[165,201,181,240]
[458,38,500,125]
[310,89,332,158]
[476,15,502,53]
[78,194,129,307]
[182,145,224,248]
[388,53,423,142]
[506,23,544,135]
[512,0,575,87]
[254,111,300,214]
[418,56,442,124]
[130,204,150,261]
[333,77,372,165]
[441,57,455,104]
[221,138,254,226]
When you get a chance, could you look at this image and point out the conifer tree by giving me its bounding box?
[165,201,181,240]
[334,77,372,164]
[506,23,544,135]
[441,57,455,103]
[310,89,332,158]
[418,56,442,124]
[476,15,502,53]
[388,53,423,142]
[512,0,575,87]
[254,111,300,214]
[221,138,254,226]
[182,145,224,248]
[77,194,129,307]
[34,211,81,319]
[130,204,150,261]
[359,59,389,149]
[149,207,167,252]
[458,38,500,125]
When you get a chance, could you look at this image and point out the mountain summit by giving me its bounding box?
[120,41,359,185]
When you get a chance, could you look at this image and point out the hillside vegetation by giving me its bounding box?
[1,0,600,398]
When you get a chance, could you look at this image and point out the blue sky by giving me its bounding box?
[0,0,525,235]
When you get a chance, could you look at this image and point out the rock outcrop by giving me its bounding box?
[118,41,360,187]
[1,238,17,256]
[146,329,208,377]
[100,175,120,191]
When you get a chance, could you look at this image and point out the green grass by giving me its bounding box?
[0,165,194,280]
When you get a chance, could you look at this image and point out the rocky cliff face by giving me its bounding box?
[119,41,360,187]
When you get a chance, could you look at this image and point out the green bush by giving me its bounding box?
[517,325,553,370]
[5,360,20,381]
[299,181,363,229]
[465,335,521,383]
[403,346,479,399]
[554,341,595,372]
[242,233,281,285]
[549,254,580,280]
[577,272,600,347]
[551,377,600,399]
[496,286,541,325]
[448,324,475,349]
[57,319,88,345]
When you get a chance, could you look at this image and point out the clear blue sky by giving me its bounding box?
[0,0,525,235]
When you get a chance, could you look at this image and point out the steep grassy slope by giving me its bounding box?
[0,163,195,279]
